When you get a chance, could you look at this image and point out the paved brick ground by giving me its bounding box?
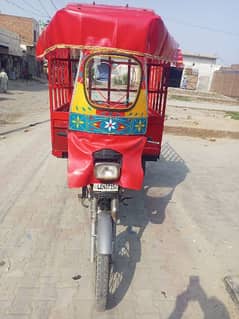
[0,120,239,318]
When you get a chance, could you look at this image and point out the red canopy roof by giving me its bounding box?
[36,3,179,62]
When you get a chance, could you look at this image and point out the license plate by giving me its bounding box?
[93,183,119,192]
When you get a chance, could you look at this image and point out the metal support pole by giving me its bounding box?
[90,198,97,263]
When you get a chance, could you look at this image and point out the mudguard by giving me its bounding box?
[97,212,112,255]
[68,131,147,190]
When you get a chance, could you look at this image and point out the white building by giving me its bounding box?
[0,28,22,78]
[0,28,22,57]
[182,52,220,91]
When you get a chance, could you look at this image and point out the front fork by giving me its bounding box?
[90,197,97,263]
[90,194,119,263]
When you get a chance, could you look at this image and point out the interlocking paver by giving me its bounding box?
[0,301,11,314]
[30,301,55,319]
[72,300,93,319]
[134,289,158,315]
[136,314,161,319]
[4,316,30,319]
[9,288,39,315]
[115,300,136,319]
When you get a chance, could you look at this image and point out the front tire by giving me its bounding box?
[95,254,110,311]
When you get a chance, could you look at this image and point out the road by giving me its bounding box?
[0,118,239,318]
[0,80,49,134]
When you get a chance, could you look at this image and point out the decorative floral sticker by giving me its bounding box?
[135,120,145,132]
[104,119,117,132]
[72,116,84,129]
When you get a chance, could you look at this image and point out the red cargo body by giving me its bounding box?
[48,54,170,160]
[37,4,179,161]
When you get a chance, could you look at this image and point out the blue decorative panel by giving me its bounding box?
[69,113,147,135]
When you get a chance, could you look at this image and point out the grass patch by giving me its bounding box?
[225,111,239,120]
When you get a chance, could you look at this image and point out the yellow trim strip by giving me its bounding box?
[37,44,176,63]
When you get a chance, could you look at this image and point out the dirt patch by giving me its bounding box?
[168,87,239,105]
[0,80,49,133]
[0,119,13,125]
[0,112,22,125]
[165,104,239,139]
[165,125,239,139]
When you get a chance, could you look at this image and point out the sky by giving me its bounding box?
[1,0,239,66]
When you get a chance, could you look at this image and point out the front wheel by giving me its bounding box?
[95,254,110,311]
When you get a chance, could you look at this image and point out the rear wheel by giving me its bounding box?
[95,254,110,311]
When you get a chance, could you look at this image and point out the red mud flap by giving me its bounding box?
[68,131,147,190]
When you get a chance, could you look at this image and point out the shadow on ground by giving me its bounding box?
[0,95,16,102]
[107,142,231,317]
[168,276,231,319]
[8,80,48,93]
[107,142,189,309]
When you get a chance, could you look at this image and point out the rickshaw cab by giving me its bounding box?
[36,3,181,189]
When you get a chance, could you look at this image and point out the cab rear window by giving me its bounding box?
[84,54,142,111]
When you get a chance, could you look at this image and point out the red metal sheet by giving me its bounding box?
[36,3,179,62]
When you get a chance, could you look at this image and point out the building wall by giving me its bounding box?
[0,28,22,78]
[182,53,220,91]
[211,65,239,97]
[0,14,39,46]
[0,28,22,56]
[0,14,40,78]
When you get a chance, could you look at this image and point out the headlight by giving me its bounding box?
[94,162,121,181]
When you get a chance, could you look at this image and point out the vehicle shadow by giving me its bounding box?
[167,276,231,319]
[108,226,141,309]
[107,141,189,309]
[8,80,48,93]
[0,90,16,101]
[0,96,16,102]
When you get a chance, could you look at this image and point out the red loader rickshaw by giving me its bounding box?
[36,3,180,310]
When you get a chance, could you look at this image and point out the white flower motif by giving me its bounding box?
[104,119,116,132]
